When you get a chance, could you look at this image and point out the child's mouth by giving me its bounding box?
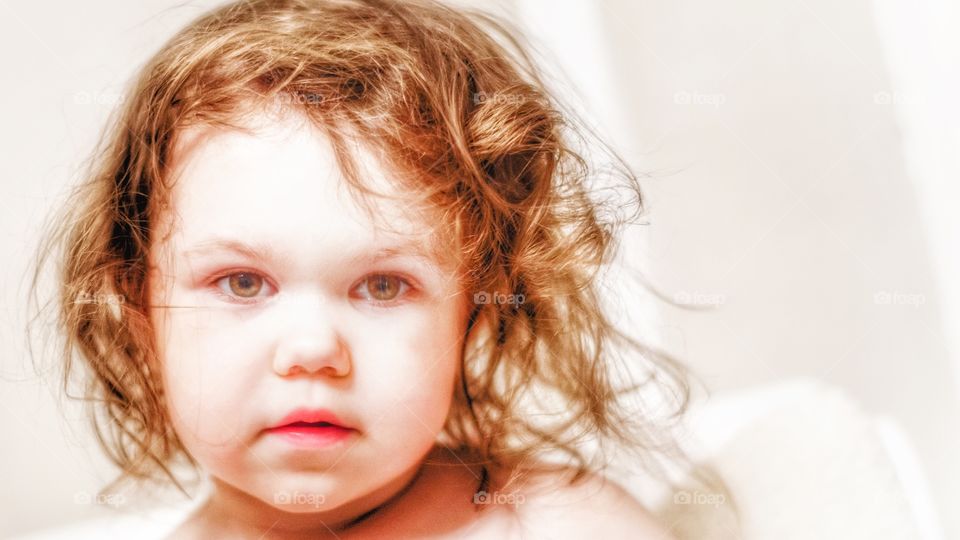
[267,422,355,447]
[287,421,335,427]
[265,409,357,448]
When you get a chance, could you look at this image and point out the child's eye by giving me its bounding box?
[214,271,274,302]
[353,274,412,304]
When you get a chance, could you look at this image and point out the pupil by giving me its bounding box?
[370,275,397,299]
[230,273,261,297]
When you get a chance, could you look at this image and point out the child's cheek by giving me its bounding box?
[351,304,462,440]
[159,306,266,453]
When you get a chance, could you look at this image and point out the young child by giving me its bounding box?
[41,0,709,537]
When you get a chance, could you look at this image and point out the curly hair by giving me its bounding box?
[32,0,708,500]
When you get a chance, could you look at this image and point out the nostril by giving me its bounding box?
[273,340,352,379]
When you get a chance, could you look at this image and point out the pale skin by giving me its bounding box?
[149,103,673,539]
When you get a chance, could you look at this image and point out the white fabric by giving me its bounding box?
[658,378,940,540]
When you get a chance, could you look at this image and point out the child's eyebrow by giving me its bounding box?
[180,236,442,267]
[182,238,273,263]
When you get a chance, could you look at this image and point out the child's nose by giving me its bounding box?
[271,298,351,378]
[272,333,351,378]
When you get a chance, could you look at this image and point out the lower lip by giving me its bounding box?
[266,425,356,448]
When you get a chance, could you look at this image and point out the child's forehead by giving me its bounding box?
[158,105,455,267]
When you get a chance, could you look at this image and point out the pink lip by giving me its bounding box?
[266,408,357,448]
[272,408,352,429]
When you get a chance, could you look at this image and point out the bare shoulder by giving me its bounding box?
[493,465,675,540]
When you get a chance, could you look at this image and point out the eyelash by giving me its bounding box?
[208,270,416,307]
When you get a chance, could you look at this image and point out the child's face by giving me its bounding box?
[148,106,468,514]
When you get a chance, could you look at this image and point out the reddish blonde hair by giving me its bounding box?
[34,0,703,497]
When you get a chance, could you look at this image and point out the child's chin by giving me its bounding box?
[273,502,334,514]
[265,489,335,513]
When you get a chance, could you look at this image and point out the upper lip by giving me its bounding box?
[268,408,355,430]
